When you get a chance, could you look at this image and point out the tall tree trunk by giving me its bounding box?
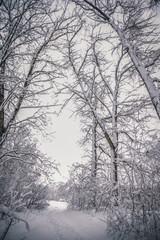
[0,63,5,148]
[91,119,97,178]
[111,72,119,205]
[91,80,98,210]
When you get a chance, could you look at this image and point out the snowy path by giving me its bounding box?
[4,201,108,240]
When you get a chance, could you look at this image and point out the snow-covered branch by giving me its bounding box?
[0,205,30,231]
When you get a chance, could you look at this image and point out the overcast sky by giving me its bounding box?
[39,107,84,182]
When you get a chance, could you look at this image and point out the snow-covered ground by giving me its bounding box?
[2,201,108,240]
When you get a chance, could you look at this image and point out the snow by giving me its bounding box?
[2,201,108,240]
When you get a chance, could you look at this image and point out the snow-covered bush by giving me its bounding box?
[66,163,112,211]
[105,206,160,240]
[26,184,50,210]
[0,125,55,212]
[105,138,160,240]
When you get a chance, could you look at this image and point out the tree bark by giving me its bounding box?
[0,63,5,147]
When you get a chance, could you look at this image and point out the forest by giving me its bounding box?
[0,0,160,239]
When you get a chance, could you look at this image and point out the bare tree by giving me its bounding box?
[0,0,74,148]
[71,0,160,120]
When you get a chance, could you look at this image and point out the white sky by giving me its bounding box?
[39,108,84,182]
